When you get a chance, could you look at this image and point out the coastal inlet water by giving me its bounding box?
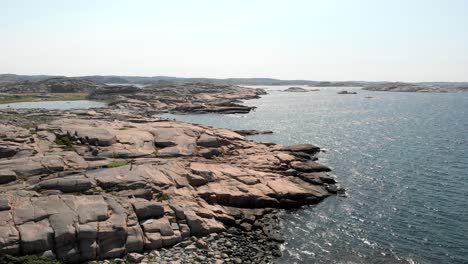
[162,86,468,264]
[0,100,106,110]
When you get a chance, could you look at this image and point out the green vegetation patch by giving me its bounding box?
[107,160,129,168]
[0,255,61,264]
[54,135,75,151]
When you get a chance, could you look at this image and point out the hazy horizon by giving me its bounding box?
[2,0,467,82]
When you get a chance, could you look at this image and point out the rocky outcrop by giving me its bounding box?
[88,82,266,114]
[0,111,341,263]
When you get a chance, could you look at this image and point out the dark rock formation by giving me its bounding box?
[234,130,274,136]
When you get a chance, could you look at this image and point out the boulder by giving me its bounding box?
[73,195,109,224]
[197,134,220,148]
[319,173,337,184]
[0,195,10,210]
[0,225,20,255]
[199,148,220,159]
[185,212,225,236]
[187,173,208,187]
[76,222,98,261]
[17,219,54,255]
[142,218,174,236]
[49,213,79,262]
[285,144,320,154]
[132,200,164,220]
[125,225,145,253]
[144,232,162,250]
[161,231,182,247]
[297,173,323,185]
[97,221,127,259]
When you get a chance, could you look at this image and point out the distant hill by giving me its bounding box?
[0,77,102,93]
[0,74,61,82]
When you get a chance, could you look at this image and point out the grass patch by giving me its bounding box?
[0,255,60,264]
[107,160,129,168]
[0,93,89,104]
[156,193,170,201]
[54,135,75,151]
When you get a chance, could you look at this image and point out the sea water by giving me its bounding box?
[162,86,468,264]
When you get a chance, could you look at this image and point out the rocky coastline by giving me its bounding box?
[0,82,341,263]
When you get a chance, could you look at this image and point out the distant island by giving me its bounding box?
[361,82,468,93]
[1,74,467,93]
[283,87,311,92]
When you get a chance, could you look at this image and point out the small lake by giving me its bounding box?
[0,100,107,110]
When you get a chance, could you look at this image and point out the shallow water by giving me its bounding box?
[0,100,106,109]
[162,86,468,264]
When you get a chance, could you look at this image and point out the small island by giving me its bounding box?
[283,87,319,92]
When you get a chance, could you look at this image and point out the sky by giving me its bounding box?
[1,0,467,82]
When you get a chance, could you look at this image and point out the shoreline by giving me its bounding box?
[0,84,342,263]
